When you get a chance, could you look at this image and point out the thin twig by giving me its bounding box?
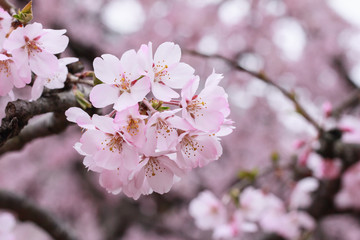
[186,50,322,132]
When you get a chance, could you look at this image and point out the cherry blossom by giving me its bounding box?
[138,42,195,101]
[189,190,227,230]
[176,131,222,169]
[181,71,229,133]
[90,53,150,111]
[289,177,319,209]
[31,57,78,100]
[4,22,69,77]
[0,8,11,46]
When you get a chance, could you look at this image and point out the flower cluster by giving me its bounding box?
[67,42,233,199]
[0,8,76,119]
[189,186,316,240]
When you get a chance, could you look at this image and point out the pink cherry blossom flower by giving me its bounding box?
[31,57,78,100]
[0,54,31,96]
[138,42,195,101]
[289,177,319,209]
[125,153,184,198]
[213,210,257,239]
[336,161,360,209]
[176,131,222,169]
[189,190,227,230]
[74,114,139,171]
[181,71,229,133]
[65,107,95,130]
[0,8,12,46]
[338,115,360,144]
[239,187,284,221]
[114,104,147,148]
[4,22,69,77]
[145,109,191,152]
[90,53,150,111]
[307,152,341,179]
[260,210,315,239]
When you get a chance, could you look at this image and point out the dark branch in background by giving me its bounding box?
[331,89,360,118]
[332,56,358,90]
[0,112,68,156]
[186,50,322,132]
[0,190,78,240]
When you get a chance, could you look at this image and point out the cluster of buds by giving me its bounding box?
[0,6,76,119]
[67,42,233,199]
[190,184,317,240]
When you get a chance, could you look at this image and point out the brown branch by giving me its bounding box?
[332,56,358,90]
[331,89,360,118]
[0,112,69,156]
[0,0,15,14]
[0,190,78,240]
[305,130,360,219]
[186,50,322,132]
[0,84,91,148]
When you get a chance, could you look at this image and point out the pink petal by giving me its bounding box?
[93,54,120,84]
[90,84,119,108]
[39,29,69,54]
[152,82,179,101]
[29,51,59,77]
[165,62,195,89]
[154,42,181,65]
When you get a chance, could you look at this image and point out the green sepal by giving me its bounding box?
[74,90,92,109]
[93,76,103,86]
[13,1,33,24]
[237,168,259,182]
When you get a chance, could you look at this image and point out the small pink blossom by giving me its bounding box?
[90,53,150,111]
[31,57,78,100]
[176,131,222,169]
[145,109,191,152]
[181,71,229,133]
[289,177,319,209]
[4,22,69,77]
[307,152,341,179]
[114,104,147,148]
[0,8,11,46]
[213,210,257,239]
[138,42,195,101]
[239,187,285,221]
[189,191,227,230]
[260,210,315,239]
[336,161,360,209]
[0,54,31,96]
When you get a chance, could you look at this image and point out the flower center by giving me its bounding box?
[186,97,207,119]
[181,135,204,159]
[153,61,169,83]
[0,60,11,77]
[125,117,140,136]
[102,133,124,153]
[24,36,42,56]
[145,157,164,177]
